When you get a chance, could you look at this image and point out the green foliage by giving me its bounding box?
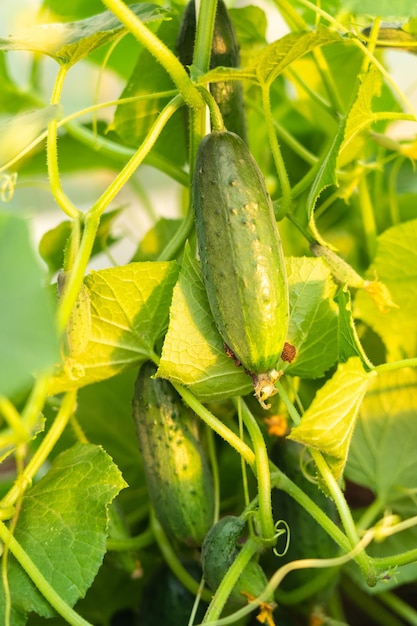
[1,1,417,625]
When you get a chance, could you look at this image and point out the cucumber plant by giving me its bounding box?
[1,1,417,626]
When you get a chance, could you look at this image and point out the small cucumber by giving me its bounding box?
[192,131,289,405]
[176,0,247,141]
[202,516,273,609]
[132,362,214,547]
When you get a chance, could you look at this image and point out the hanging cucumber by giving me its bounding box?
[192,130,289,407]
[176,0,247,141]
[132,361,214,547]
[202,516,274,611]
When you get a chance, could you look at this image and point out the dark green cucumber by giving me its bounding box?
[192,130,289,404]
[202,516,273,608]
[132,361,214,547]
[176,0,247,141]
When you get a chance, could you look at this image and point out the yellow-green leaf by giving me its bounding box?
[288,357,376,481]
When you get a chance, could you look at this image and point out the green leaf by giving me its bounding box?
[113,15,186,164]
[0,106,61,169]
[341,0,417,17]
[0,443,126,623]
[0,212,59,398]
[335,286,373,369]
[284,257,338,379]
[248,26,343,86]
[48,261,179,393]
[288,357,376,481]
[337,67,383,167]
[345,368,417,590]
[157,245,253,402]
[354,219,417,360]
[131,217,182,262]
[0,3,167,66]
[39,210,121,275]
[346,368,417,505]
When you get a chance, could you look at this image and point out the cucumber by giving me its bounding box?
[202,516,273,609]
[132,361,214,547]
[192,130,289,405]
[176,0,247,141]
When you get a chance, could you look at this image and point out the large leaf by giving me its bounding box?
[0,212,59,398]
[283,256,338,379]
[289,357,377,481]
[354,219,417,360]
[48,261,179,393]
[157,245,253,402]
[0,443,126,624]
[0,3,167,66]
[346,367,417,506]
[346,368,417,591]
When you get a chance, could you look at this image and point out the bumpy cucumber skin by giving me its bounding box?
[202,516,271,608]
[176,0,247,141]
[133,362,214,547]
[193,131,289,376]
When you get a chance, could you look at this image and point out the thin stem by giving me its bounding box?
[235,398,276,545]
[90,94,184,220]
[310,449,377,586]
[173,383,255,470]
[262,85,291,215]
[150,510,212,603]
[47,65,80,219]
[0,520,93,626]
[193,0,218,74]
[375,357,417,374]
[388,156,404,226]
[202,537,259,623]
[357,175,378,261]
[342,575,405,626]
[2,392,77,509]
[56,212,100,334]
[65,120,188,187]
[106,528,154,552]
[101,0,204,110]
[379,591,417,625]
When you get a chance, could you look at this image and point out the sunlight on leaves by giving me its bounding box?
[341,0,417,17]
[157,245,253,402]
[283,256,338,379]
[0,3,167,66]
[248,26,342,86]
[48,261,179,393]
[288,357,376,481]
[335,286,374,369]
[346,367,417,504]
[0,443,126,623]
[354,218,417,360]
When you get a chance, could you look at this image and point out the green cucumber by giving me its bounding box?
[132,361,214,547]
[176,0,247,141]
[202,516,273,609]
[192,130,289,405]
